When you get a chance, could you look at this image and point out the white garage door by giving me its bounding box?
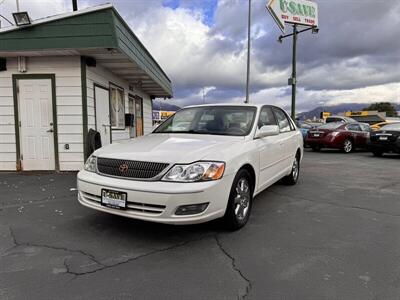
[19,79,55,170]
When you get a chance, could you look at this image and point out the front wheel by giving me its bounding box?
[223,169,253,230]
[283,155,300,185]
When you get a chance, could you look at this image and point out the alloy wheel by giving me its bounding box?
[344,139,353,153]
[292,159,299,181]
[234,178,251,221]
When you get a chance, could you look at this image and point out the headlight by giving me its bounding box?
[84,155,97,172]
[162,162,225,182]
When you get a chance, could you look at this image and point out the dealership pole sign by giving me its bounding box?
[266,0,319,119]
[267,0,318,33]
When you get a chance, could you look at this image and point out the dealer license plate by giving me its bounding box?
[379,136,388,141]
[313,134,320,137]
[101,189,127,210]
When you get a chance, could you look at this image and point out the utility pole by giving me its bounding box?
[267,0,319,119]
[245,0,251,103]
[72,0,78,11]
[291,25,297,119]
[16,0,20,12]
[277,26,318,119]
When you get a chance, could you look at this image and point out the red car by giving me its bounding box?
[306,122,370,153]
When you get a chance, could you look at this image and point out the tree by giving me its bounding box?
[363,102,398,117]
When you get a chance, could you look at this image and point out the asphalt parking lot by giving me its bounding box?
[1,150,400,300]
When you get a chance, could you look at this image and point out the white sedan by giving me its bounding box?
[77,104,303,230]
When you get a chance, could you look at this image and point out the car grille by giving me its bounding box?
[97,158,169,180]
[80,192,166,215]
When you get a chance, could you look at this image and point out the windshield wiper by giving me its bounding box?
[155,130,236,135]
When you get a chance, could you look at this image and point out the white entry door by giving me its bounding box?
[19,79,55,170]
[95,85,111,146]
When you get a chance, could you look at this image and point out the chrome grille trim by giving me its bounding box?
[80,191,166,215]
[96,157,170,180]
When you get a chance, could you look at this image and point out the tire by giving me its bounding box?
[283,155,300,185]
[342,139,353,153]
[223,169,253,230]
[372,150,383,157]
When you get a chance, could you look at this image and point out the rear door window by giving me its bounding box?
[359,124,371,132]
[346,124,361,131]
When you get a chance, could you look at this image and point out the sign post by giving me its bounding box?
[291,24,297,119]
[267,0,319,119]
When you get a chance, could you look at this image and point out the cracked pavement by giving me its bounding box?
[0,150,400,299]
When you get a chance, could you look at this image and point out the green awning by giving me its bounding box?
[0,4,172,98]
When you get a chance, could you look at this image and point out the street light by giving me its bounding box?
[12,12,31,26]
[312,27,319,34]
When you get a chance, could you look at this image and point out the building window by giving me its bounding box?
[110,84,125,129]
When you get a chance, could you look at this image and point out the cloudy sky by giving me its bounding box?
[1,0,399,111]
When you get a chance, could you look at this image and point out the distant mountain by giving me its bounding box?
[152,100,180,112]
[297,103,400,120]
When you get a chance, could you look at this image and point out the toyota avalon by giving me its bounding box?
[77,104,303,229]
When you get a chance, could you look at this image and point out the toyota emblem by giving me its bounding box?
[119,163,129,173]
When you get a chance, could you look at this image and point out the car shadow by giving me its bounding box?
[78,209,223,244]
[304,148,369,154]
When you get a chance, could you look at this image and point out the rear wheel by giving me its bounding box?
[283,155,300,185]
[343,139,353,153]
[372,150,383,157]
[223,169,253,230]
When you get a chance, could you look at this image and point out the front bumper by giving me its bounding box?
[77,170,234,225]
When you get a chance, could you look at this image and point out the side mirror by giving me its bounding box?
[254,125,280,139]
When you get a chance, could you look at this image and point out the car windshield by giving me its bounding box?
[380,123,400,131]
[154,106,257,136]
[318,122,344,130]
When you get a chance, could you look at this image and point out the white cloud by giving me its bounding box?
[1,0,398,112]
[241,82,400,113]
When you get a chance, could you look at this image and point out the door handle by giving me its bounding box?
[46,128,54,133]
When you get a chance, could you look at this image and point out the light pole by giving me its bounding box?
[245,0,251,103]
[278,26,318,119]
[16,0,20,12]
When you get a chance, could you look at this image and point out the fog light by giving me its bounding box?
[175,203,209,216]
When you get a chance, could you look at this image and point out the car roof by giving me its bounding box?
[184,103,268,109]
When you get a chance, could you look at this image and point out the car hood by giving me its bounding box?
[93,133,245,163]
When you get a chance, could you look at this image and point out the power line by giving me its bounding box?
[0,14,14,26]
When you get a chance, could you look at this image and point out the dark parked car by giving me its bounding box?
[368,123,400,157]
[306,122,370,153]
